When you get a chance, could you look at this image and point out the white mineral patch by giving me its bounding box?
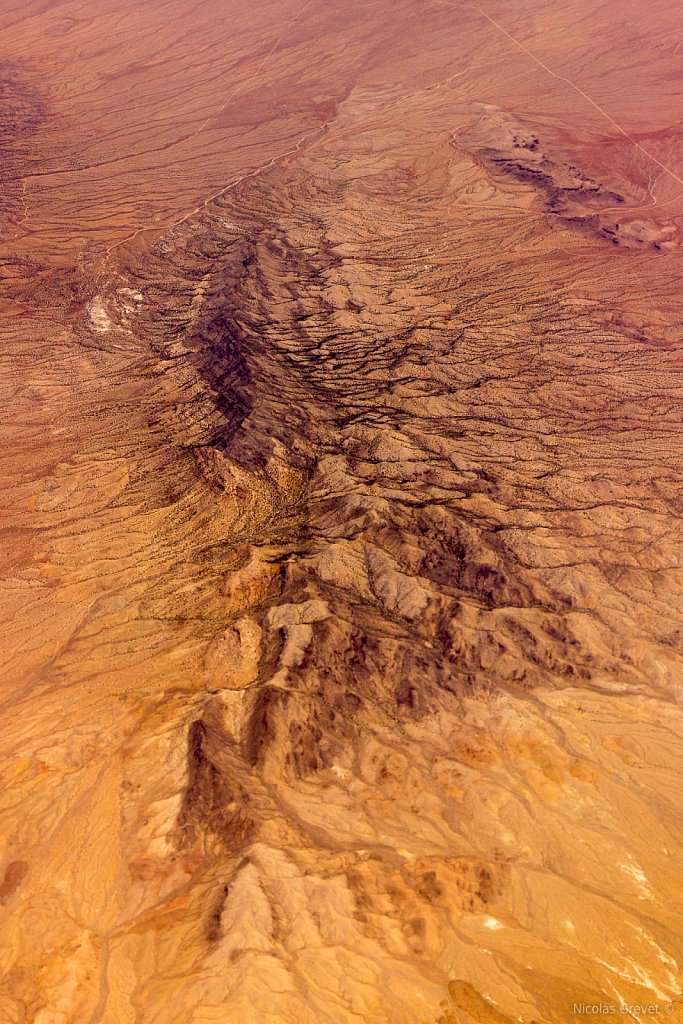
[88,296,115,333]
[483,917,504,931]
[620,858,652,896]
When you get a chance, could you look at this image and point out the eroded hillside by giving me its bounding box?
[1,1,682,1022]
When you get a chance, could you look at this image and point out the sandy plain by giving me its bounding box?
[1,0,683,1022]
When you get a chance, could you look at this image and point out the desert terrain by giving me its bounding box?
[1,0,682,1022]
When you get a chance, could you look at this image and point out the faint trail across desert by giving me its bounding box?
[470,3,683,187]
[95,0,317,273]
[98,120,332,274]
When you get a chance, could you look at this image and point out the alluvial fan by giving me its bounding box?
[1,1,682,1022]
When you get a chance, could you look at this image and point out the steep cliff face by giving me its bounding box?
[1,1,682,1022]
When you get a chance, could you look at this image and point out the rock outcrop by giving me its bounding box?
[1,1,682,1022]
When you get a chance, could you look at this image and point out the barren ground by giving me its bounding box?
[1,1,682,1022]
